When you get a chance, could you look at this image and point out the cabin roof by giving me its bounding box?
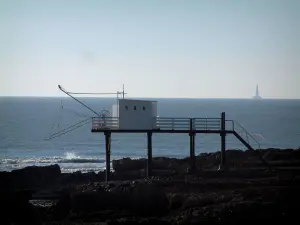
[118,98,157,102]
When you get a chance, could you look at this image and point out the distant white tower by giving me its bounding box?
[253,84,262,99]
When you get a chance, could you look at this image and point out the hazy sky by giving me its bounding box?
[1,0,299,98]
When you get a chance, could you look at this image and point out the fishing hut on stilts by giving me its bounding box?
[48,85,269,183]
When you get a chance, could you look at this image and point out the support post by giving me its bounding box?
[105,132,111,182]
[147,132,153,177]
[220,112,226,169]
[189,119,196,173]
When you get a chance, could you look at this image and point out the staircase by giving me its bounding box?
[227,120,270,167]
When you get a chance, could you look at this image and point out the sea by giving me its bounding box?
[1,97,300,173]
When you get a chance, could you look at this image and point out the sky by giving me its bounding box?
[0,0,300,99]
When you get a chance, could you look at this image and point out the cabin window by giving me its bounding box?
[134,106,137,110]
[142,106,146,111]
[125,106,128,110]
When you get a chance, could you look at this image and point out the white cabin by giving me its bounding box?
[112,99,158,130]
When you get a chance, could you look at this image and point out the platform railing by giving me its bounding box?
[193,118,221,130]
[92,117,119,129]
[92,117,260,148]
[156,117,190,130]
[92,117,223,131]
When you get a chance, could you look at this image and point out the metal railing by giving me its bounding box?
[91,116,261,152]
[92,117,119,129]
[225,120,235,131]
[156,117,190,130]
[193,118,221,130]
[92,117,223,131]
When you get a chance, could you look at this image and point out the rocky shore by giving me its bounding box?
[1,148,300,224]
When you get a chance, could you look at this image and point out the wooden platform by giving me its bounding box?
[92,129,235,134]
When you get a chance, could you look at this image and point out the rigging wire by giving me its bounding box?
[48,99,63,137]
[63,108,93,118]
[44,85,123,141]
[58,85,100,116]
[44,120,92,140]
[57,99,63,132]
[44,118,93,140]
[48,100,91,139]
[45,117,92,139]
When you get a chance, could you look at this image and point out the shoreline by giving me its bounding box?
[2,147,300,174]
[1,148,300,224]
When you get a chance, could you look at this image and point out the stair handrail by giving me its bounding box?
[233,120,261,149]
[225,119,234,131]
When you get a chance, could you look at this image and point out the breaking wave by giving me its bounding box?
[0,152,105,165]
[0,152,107,173]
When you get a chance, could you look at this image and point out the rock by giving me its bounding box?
[115,170,143,180]
[0,189,37,224]
[52,191,72,219]
[112,158,146,171]
[130,183,169,216]
[152,157,181,170]
[60,171,104,185]
[71,191,111,212]
[183,195,200,209]
[107,217,172,225]
[112,149,300,175]
[0,171,12,192]
[113,157,184,173]
[168,193,185,209]
[140,169,177,177]
[197,152,220,169]
[11,164,61,189]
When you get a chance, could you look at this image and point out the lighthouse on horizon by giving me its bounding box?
[253,84,262,99]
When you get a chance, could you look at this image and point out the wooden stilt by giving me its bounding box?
[189,119,196,173]
[220,112,226,169]
[105,132,111,182]
[147,132,152,177]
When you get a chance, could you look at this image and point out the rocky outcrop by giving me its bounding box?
[130,183,169,216]
[0,164,62,191]
[59,171,105,185]
[0,189,37,224]
[112,149,300,175]
[1,153,300,224]
[112,157,146,171]
[113,157,190,175]
[10,164,61,189]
